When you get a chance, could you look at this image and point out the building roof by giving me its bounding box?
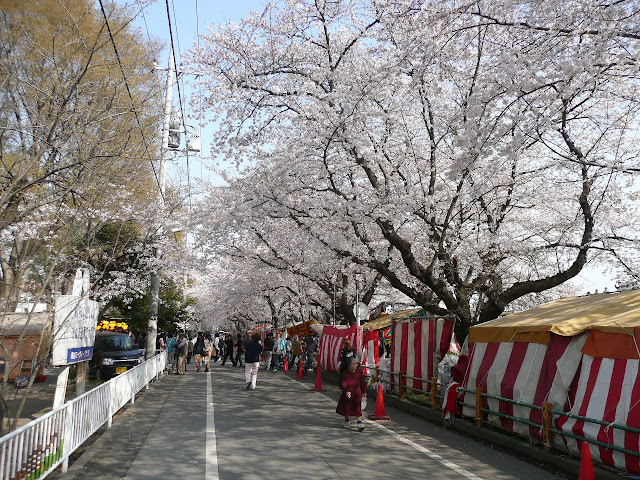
[469,290,640,344]
[0,313,52,336]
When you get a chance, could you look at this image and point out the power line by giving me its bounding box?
[165,0,191,210]
[171,0,192,210]
[97,0,165,202]
[196,0,203,182]
[135,0,152,44]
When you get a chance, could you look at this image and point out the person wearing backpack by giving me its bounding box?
[176,332,188,375]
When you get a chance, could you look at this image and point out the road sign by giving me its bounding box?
[353,302,369,321]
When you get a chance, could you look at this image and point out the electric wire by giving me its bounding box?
[196,0,203,182]
[171,0,192,212]
[165,0,192,211]
[135,0,152,44]
[97,0,165,202]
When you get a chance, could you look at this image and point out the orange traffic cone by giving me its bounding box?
[313,366,326,391]
[579,441,595,480]
[283,356,289,372]
[297,359,304,379]
[370,383,390,421]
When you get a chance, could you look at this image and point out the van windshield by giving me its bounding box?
[96,335,137,352]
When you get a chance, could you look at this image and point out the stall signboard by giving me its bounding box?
[52,295,100,366]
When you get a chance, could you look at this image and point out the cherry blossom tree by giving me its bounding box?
[192,0,640,342]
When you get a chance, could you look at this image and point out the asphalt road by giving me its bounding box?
[62,363,568,480]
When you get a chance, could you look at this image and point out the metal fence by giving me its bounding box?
[367,365,640,462]
[0,351,167,480]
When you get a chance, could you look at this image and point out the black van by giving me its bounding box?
[91,332,144,380]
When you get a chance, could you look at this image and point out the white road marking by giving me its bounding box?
[206,371,220,480]
[283,373,484,480]
[365,420,484,480]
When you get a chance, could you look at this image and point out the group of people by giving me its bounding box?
[219,332,318,373]
[264,334,318,372]
[160,328,367,431]
[158,331,221,375]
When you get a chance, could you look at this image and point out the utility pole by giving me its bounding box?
[146,50,174,360]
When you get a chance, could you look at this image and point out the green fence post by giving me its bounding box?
[431,377,438,409]
[475,387,483,427]
[543,402,553,452]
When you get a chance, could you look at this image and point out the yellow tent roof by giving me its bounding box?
[362,308,424,331]
[469,290,640,344]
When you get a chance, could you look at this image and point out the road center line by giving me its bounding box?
[206,371,220,480]
[283,372,483,480]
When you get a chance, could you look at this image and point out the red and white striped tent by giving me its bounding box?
[462,290,640,474]
[391,314,456,393]
[317,325,363,372]
[361,330,379,372]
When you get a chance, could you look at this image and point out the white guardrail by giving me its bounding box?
[0,351,167,480]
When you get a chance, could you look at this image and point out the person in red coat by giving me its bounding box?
[336,357,366,431]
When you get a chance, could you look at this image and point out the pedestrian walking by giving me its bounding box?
[336,357,366,431]
[166,334,176,372]
[204,333,213,372]
[213,333,220,362]
[273,334,284,371]
[234,333,245,367]
[221,335,235,366]
[187,336,194,364]
[285,336,292,366]
[194,332,205,372]
[291,336,303,368]
[244,332,263,390]
[264,334,274,370]
[338,338,357,379]
[156,332,165,352]
[175,332,188,375]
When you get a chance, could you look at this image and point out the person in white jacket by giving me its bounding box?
[204,334,214,372]
[213,333,221,362]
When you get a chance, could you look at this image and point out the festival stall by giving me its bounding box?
[361,330,379,371]
[364,308,424,361]
[391,311,456,393]
[287,320,317,339]
[317,324,362,372]
[462,290,640,474]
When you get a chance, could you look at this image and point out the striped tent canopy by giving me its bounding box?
[392,316,456,394]
[463,290,640,475]
[317,325,362,372]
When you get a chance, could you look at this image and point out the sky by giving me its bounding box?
[113,0,617,295]
[115,0,268,190]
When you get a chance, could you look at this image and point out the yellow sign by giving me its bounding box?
[96,320,129,332]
